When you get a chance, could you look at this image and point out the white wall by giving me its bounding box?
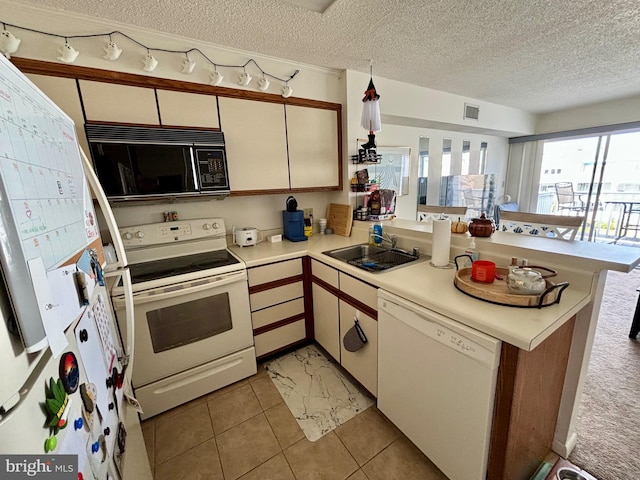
[537,95,640,134]
[345,71,511,221]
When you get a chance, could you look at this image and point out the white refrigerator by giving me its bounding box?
[0,55,151,479]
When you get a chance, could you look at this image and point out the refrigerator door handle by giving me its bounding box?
[80,147,128,270]
[105,268,135,369]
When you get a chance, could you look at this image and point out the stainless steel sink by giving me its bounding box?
[322,243,424,272]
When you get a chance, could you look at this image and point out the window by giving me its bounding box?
[442,138,452,177]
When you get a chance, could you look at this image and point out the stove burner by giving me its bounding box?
[129,250,241,284]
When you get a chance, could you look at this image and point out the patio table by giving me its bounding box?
[605,201,640,243]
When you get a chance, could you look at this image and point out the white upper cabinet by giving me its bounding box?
[286,105,340,188]
[156,90,219,128]
[26,74,91,160]
[79,80,160,125]
[218,97,289,192]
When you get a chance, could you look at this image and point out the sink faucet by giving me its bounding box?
[370,232,398,248]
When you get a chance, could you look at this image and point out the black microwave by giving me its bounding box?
[85,124,230,201]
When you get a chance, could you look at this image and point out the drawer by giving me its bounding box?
[252,298,305,330]
[254,319,306,358]
[339,273,377,311]
[248,258,303,287]
[311,259,339,288]
[250,281,304,311]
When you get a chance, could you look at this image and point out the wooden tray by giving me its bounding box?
[453,266,570,308]
[326,203,353,237]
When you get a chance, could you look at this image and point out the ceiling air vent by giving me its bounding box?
[464,103,479,121]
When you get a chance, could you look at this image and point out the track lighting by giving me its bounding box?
[282,83,293,98]
[57,40,79,63]
[0,26,21,59]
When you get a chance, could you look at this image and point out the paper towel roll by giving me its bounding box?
[431,218,452,267]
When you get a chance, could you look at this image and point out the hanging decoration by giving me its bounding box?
[102,38,122,61]
[0,25,21,58]
[57,39,79,63]
[360,60,381,154]
[0,20,299,93]
[181,54,196,74]
[142,50,158,72]
[209,67,224,86]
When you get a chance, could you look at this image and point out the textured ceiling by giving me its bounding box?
[11,0,640,113]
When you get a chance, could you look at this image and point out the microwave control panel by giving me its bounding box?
[195,148,229,190]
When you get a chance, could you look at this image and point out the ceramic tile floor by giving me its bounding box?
[141,364,449,480]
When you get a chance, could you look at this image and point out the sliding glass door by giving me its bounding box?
[535,130,640,243]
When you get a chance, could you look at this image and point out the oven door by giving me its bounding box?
[113,270,253,387]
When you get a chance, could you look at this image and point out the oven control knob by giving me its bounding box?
[135,231,145,239]
[123,232,133,240]
[203,223,211,230]
[212,222,219,229]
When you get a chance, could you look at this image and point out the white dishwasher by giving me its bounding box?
[377,289,501,480]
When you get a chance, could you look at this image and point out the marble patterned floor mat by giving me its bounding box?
[266,344,374,442]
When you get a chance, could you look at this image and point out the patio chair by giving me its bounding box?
[417,205,467,222]
[554,182,586,214]
[494,201,520,228]
[499,211,584,240]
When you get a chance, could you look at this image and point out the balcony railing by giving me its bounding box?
[536,190,640,246]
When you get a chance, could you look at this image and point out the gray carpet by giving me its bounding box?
[568,266,640,480]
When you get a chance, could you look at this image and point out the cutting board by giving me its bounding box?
[326,203,353,237]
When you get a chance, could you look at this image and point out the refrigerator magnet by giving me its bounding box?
[59,352,80,394]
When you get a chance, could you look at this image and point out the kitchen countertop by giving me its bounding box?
[229,222,640,351]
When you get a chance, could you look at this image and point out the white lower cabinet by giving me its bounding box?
[339,301,377,395]
[311,259,378,396]
[312,283,340,360]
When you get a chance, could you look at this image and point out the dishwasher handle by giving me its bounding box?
[379,298,500,369]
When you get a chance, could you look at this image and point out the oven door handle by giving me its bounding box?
[120,271,246,307]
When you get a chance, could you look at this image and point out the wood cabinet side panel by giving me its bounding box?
[489,316,576,480]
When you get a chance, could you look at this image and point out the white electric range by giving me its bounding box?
[111,218,256,419]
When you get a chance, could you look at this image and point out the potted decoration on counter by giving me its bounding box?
[468,212,496,237]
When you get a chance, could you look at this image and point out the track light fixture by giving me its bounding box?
[282,83,293,98]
